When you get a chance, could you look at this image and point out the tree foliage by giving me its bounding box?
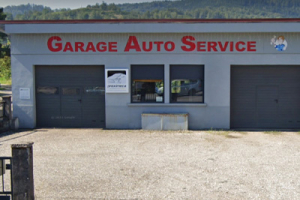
[3,0,300,20]
[0,8,9,58]
[0,8,11,80]
[0,56,11,79]
[4,4,52,20]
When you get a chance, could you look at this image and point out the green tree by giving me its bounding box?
[100,2,108,11]
[0,56,11,79]
[4,0,300,20]
[0,8,11,81]
[0,8,6,20]
[0,8,10,58]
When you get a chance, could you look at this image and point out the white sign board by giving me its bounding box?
[105,69,129,93]
[156,96,163,102]
[19,88,30,99]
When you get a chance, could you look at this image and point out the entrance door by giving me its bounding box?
[256,86,278,128]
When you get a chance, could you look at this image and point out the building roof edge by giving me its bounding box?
[2,18,300,24]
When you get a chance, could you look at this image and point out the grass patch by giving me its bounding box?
[263,130,282,135]
[0,77,12,85]
[207,129,246,138]
[207,129,231,137]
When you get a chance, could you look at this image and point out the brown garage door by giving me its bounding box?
[231,65,300,129]
[35,65,105,128]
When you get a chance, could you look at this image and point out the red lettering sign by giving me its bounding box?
[247,41,256,52]
[124,36,176,52]
[142,42,152,52]
[165,41,175,52]
[235,41,246,52]
[109,42,118,52]
[154,41,164,51]
[86,42,96,52]
[47,35,257,53]
[181,37,256,52]
[124,36,141,52]
[207,42,218,52]
[218,41,228,51]
[197,42,206,52]
[181,36,196,51]
[96,42,107,52]
[48,36,62,52]
[63,42,73,52]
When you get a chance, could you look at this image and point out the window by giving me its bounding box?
[84,87,105,95]
[131,65,164,103]
[62,87,80,95]
[170,65,204,103]
[37,86,59,95]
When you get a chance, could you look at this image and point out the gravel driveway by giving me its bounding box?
[0,129,299,200]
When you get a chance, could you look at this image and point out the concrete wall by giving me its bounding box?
[9,32,300,129]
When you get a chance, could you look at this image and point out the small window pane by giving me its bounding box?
[37,87,59,95]
[132,80,164,103]
[131,65,164,103]
[62,88,80,95]
[84,87,105,94]
[170,65,204,103]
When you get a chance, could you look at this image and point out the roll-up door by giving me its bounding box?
[35,65,105,128]
[231,65,300,129]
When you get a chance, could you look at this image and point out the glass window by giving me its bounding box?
[62,87,80,95]
[84,87,105,95]
[131,65,164,103]
[37,86,59,95]
[170,65,204,103]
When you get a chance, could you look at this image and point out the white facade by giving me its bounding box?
[4,20,300,129]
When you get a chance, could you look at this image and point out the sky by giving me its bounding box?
[0,0,165,9]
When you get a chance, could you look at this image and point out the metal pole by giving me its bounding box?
[0,157,13,199]
[10,158,13,200]
[2,161,4,193]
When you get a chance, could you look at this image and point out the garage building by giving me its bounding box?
[3,19,300,129]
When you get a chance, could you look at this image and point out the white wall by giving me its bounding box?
[10,32,300,129]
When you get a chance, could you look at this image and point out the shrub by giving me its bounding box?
[0,56,11,79]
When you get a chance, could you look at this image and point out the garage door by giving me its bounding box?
[231,65,300,129]
[36,65,105,128]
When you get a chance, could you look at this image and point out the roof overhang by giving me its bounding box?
[2,19,300,34]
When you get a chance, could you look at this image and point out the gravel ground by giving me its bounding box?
[0,129,300,200]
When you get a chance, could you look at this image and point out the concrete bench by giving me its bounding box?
[142,113,188,130]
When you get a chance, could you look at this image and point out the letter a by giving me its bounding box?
[124,36,141,52]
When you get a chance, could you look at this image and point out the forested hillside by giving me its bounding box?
[3,0,300,20]
[4,4,53,20]
[120,0,300,12]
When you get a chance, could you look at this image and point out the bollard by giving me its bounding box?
[11,142,34,200]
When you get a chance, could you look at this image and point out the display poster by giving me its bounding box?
[105,69,129,93]
[19,88,30,99]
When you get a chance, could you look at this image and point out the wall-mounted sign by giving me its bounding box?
[47,35,257,53]
[20,88,30,99]
[270,35,288,52]
[105,69,129,93]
